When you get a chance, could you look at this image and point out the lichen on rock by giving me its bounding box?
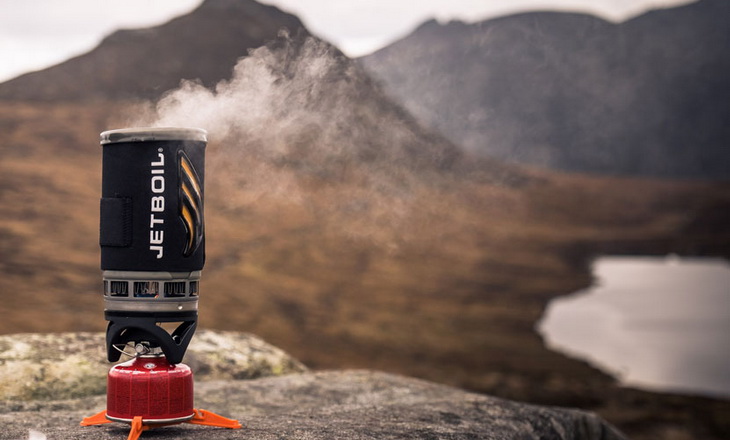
[0,330,306,401]
[185,330,307,380]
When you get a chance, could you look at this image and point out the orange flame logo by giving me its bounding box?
[178,151,203,257]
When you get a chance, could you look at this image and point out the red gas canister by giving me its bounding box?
[106,355,194,424]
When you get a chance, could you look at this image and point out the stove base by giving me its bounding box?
[81,408,242,440]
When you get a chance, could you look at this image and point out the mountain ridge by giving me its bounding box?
[360,0,730,178]
[0,0,306,101]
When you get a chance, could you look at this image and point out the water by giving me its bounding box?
[537,256,730,398]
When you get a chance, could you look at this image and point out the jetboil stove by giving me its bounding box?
[81,127,241,439]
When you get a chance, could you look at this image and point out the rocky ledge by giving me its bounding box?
[1,371,626,440]
[0,331,306,400]
[0,332,626,439]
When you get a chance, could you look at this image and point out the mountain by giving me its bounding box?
[0,0,466,176]
[0,0,305,101]
[359,0,730,178]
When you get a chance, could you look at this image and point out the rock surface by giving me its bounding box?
[0,331,306,400]
[0,370,626,440]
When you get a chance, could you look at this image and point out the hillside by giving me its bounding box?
[360,0,730,178]
[1,1,730,439]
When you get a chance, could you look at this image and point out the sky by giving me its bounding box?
[0,0,696,82]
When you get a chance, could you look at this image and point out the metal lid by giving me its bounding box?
[100,127,208,145]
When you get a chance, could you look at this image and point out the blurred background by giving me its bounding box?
[0,1,728,439]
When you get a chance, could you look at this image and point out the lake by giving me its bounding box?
[537,256,730,398]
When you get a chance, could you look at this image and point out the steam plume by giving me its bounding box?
[128,32,463,243]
